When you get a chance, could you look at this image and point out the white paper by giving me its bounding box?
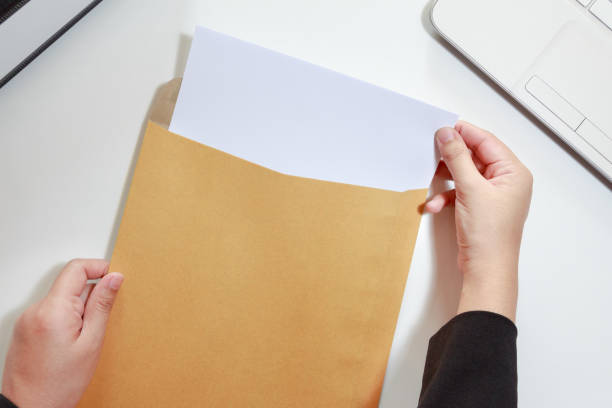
[170,26,458,191]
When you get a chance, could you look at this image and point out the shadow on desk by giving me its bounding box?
[0,264,63,384]
[381,176,462,407]
[104,34,192,260]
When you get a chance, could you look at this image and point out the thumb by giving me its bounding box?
[80,272,123,346]
[436,127,482,187]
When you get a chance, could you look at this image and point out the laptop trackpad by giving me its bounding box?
[528,21,612,138]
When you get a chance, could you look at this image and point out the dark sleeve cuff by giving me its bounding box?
[418,311,518,408]
[0,394,17,408]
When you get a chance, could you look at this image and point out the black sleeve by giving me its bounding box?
[418,311,518,408]
[0,394,17,408]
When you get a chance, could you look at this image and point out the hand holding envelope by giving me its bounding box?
[79,27,457,407]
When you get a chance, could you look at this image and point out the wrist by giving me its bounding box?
[459,248,520,283]
[0,393,18,408]
[2,384,48,408]
[458,264,519,322]
[2,385,25,408]
[1,387,20,408]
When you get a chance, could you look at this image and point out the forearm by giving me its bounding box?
[418,311,518,408]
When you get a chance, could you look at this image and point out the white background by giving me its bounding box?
[0,0,610,406]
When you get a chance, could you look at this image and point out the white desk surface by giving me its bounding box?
[0,0,610,406]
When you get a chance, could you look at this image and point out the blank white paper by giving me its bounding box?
[169,26,457,191]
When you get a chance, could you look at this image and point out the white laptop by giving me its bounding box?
[0,0,102,88]
[431,0,612,181]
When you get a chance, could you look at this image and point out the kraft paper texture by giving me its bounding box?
[79,83,428,406]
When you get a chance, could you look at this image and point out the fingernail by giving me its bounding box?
[106,273,124,291]
[436,128,455,145]
[425,197,441,213]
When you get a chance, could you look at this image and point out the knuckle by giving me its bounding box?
[484,129,497,139]
[95,295,114,314]
[14,310,32,336]
[81,337,102,355]
[34,299,68,329]
[66,258,85,270]
[71,296,85,317]
[443,143,468,163]
[15,300,68,337]
[518,165,534,187]
[32,308,56,333]
[525,168,534,185]
[456,175,480,192]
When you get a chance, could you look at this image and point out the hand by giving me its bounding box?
[2,259,123,408]
[425,121,533,321]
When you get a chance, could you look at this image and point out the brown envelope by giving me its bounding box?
[79,82,428,407]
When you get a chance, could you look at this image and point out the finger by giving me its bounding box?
[455,121,518,166]
[436,155,485,181]
[80,272,124,346]
[436,127,482,187]
[424,190,456,213]
[79,284,94,305]
[50,259,109,299]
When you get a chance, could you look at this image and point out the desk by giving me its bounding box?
[0,0,610,406]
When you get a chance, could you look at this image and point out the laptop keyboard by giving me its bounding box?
[578,0,612,30]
